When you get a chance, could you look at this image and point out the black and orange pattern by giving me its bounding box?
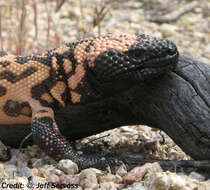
[0,33,178,169]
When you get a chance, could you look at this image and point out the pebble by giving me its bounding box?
[124,162,162,184]
[79,168,99,189]
[31,168,39,176]
[160,24,178,37]
[100,182,118,190]
[145,171,210,190]
[17,165,31,178]
[31,158,43,168]
[121,126,138,135]
[39,164,56,177]
[47,173,60,183]
[59,174,80,185]
[57,159,78,174]
[32,175,47,184]
[4,164,18,178]
[116,164,128,177]
[98,173,122,184]
[189,172,206,182]
[123,183,148,190]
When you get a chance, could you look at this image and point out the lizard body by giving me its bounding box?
[0,33,178,169]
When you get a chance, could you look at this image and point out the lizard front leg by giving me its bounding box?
[32,107,121,170]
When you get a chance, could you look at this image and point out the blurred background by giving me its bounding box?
[0,0,209,65]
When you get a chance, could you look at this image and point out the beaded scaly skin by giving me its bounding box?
[0,33,178,169]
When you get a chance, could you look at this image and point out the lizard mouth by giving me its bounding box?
[134,52,179,80]
[141,52,178,68]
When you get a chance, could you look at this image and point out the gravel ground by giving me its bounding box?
[0,0,210,189]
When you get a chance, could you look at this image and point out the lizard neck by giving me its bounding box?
[46,43,100,106]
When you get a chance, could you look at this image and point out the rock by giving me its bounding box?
[4,164,18,177]
[160,24,178,37]
[57,159,78,175]
[39,164,56,177]
[31,168,39,176]
[47,173,60,184]
[189,172,206,182]
[31,175,47,186]
[124,183,148,190]
[115,164,128,177]
[100,182,119,190]
[124,162,162,184]
[99,173,122,184]
[79,168,99,189]
[18,165,31,178]
[17,162,31,178]
[193,32,205,41]
[31,158,43,168]
[59,174,80,185]
[51,168,64,176]
[121,126,138,135]
[145,171,210,190]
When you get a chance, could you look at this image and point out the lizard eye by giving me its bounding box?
[134,51,143,58]
[129,50,143,59]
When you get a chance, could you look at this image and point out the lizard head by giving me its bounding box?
[75,33,179,95]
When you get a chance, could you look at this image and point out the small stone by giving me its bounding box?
[0,164,7,178]
[47,173,60,183]
[193,32,205,41]
[31,175,47,186]
[39,164,56,177]
[100,182,118,190]
[18,165,31,178]
[52,168,64,176]
[124,163,162,184]
[79,168,99,189]
[4,164,18,177]
[160,24,178,37]
[31,158,43,168]
[99,173,122,184]
[31,168,39,176]
[116,164,128,177]
[144,140,159,151]
[59,174,71,184]
[189,172,205,181]
[59,174,80,185]
[125,183,148,190]
[57,159,78,174]
[121,126,138,135]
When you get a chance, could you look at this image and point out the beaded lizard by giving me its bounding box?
[0,32,178,169]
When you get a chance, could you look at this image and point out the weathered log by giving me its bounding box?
[1,55,210,161]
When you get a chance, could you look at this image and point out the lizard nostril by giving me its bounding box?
[168,48,176,56]
[166,41,177,56]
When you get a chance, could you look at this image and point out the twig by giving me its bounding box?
[55,0,66,12]
[19,132,32,149]
[87,134,110,144]
[55,32,60,48]
[33,0,38,40]
[0,6,3,51]
[17,0,26,55]
[44,0,51,49]
[148,1,199,23]
[93,3,110,36]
